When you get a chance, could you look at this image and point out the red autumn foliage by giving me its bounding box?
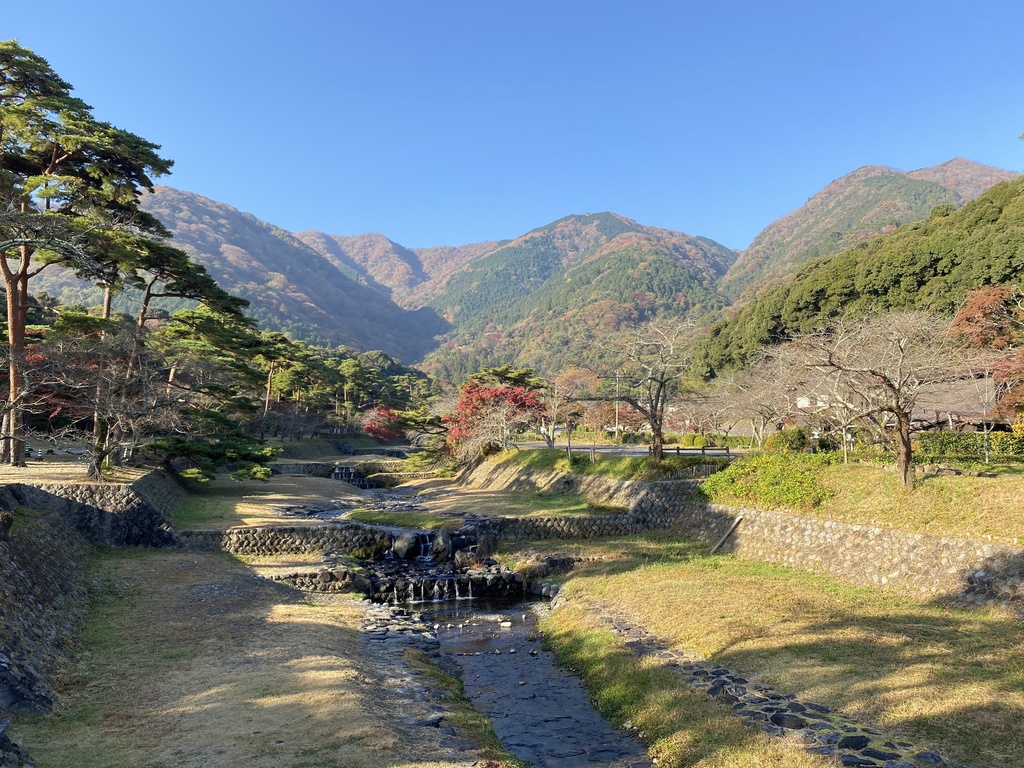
[362,407,404,441]
[443,381,545,459]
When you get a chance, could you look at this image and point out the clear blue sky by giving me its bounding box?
[6,1,1023,250]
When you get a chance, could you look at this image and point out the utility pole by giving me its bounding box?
[614,370,620,437]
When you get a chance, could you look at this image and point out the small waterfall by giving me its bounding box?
[331,465,372,489]
[432,580,441,601]
[454,579,462,599]
[392,584,399,605]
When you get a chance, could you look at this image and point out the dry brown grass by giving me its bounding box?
[520,534,1024,768]
[0,458,148,485]
[170,474,366,529]
[9,549,481,768]
[544,602,836,768]
[815,463,1024,543]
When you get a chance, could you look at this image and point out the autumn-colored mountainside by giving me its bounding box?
[721,159,1019,300]
[294,230,502,307]
[908,157,1020,201]
[30,156,1015,377]
[419,213,738,379]
[696,175,1024,376]
[406,240,509,306]
[134,188,448,361]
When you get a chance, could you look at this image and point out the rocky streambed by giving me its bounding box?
[264,508,650,766]
[268,492,970,768]
[357,596,651,768]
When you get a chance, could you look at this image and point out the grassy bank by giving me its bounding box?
[543,603,832,768]
[9,547,484,768]
[517,532,1024,768]
[168,473,362,529]
[499,448,731,481]
[700,453,1024,543]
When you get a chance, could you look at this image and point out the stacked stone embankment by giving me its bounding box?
[459,461,695,541]
[175,522,393,559]
[0,469,185,766]
[268,462,335,477]
[0,470,182,547]
[0,514,90,717]
[462,458,1024,612]
[679,503,1024,608]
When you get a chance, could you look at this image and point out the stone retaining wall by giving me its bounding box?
[0,514,90,718]
[0,468,187,765]
[464,458,1024,611]
[460,461,698,541]
[0,470,182,547]
[175,522,393,559]
[269,462,334,477]
[673,502,1024,607]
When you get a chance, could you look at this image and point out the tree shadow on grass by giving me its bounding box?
[707,589,1024,768]
[10,548,467,768]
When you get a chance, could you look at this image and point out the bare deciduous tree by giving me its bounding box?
[712,355,802,448]
[538,369,596,450]
[786,311,969,489]
[586,320,697,461]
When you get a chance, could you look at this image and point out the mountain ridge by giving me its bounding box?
[27,156,1018,377]
[721,158,1019,300]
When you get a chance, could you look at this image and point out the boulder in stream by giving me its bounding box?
[431,528,453,562]
[476,532,498,558]
[393,531,422,559]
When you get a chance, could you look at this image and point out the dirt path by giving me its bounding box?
[11,548,488,768]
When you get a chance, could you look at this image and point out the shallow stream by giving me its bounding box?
[420,599,651,768]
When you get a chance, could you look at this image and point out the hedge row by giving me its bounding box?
[915,431,1024,460]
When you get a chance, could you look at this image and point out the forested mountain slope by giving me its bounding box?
[696,176,1024,376]
[419,213,738,378]
[29,157,1015,378]
[294,230,502,307]
[137,188,449,361]
[721,159,1018,300]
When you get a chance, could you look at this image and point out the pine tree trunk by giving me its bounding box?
[0,412,10,464]
[4,257,27,466]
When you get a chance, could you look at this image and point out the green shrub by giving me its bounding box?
[680,432,708,448]
[915,431,1024,461]
[762,428,808,453]
[699,452,838,510]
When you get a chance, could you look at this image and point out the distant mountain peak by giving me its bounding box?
[908,157,1019,202]
[720,157,1019,300]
